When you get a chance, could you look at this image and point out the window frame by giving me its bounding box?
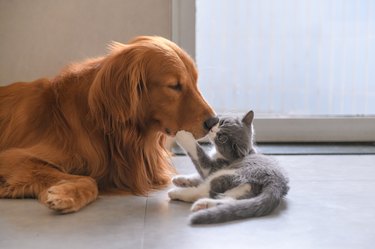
[172,0,375,142]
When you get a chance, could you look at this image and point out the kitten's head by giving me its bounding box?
[208,110,256,161]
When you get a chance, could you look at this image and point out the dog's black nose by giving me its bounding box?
[204,116,219,131]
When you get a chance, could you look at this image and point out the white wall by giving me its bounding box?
[0,0,172,84]
[172,0,195,59]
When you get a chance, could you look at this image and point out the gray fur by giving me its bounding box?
[190,154,289,224]
[182,110,289,224]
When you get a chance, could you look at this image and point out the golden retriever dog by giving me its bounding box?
[0,36,218,213]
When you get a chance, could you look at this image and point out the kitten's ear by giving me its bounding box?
[232,144,247,158]
[242,110,254,127]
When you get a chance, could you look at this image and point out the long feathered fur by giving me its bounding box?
[1,37,187,198]
[86,43,173,194]
[57,41,177,195]
[1,36,216,213]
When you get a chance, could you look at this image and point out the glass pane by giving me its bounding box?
[196,0,375,115]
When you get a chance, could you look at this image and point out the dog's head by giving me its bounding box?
[89,36,217,138]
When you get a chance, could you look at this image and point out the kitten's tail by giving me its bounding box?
[189,183,288,225]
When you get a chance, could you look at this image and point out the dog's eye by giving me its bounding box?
[168,82,182,92]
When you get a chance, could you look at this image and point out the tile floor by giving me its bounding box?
[1,155,375,249]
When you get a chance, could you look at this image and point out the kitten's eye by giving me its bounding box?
[217,134,228,143]
[219,119,224,126]
[168,82,182,92]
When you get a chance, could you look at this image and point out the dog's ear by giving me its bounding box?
[89,43,147,131]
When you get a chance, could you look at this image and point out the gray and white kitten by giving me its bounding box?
[168,110,289,224]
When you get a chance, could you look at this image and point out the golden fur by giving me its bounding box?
[0,36,216,213]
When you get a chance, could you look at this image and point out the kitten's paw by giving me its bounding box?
[168,187,201,202]
[175,131,198,159]
[172,175,202,187]
[172,176,192,187]
[191,198,218,212]
[168,188,183,200]
[176,130,196,143]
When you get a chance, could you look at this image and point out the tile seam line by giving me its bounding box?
[140,196,148,249]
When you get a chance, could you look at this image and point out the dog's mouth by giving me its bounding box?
[151,119,176,136]
[165,128,173,136]
[164,127,178,136]
[160,122,210,138]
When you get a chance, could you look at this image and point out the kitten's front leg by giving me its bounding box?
[168,185,209,203]
[176,131,211,178]
[175,130,199,160]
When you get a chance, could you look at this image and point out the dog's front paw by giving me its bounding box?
[42,183,82,213]
[39,179,98,213]
[45,189,76,213]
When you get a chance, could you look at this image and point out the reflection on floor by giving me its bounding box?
[1,155,375,249]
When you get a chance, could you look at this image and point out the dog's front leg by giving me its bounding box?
[0,148,98,213]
